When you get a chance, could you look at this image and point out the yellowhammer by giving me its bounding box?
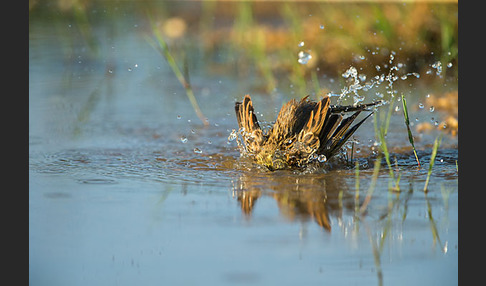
[234,94,381,170]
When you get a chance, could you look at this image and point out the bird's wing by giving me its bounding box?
[297,95,330,151]
[235,94,264,153]
[323,112,374,158]
[235,94,261,133]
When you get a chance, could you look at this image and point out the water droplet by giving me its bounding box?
[447,62,453,68]
[180,136,188,143]
[298,41,305,47]
[342,66,357,78]
[429,106,435,112]
[419,103,424,109]
[434,120,439,126]
[395,106,400,112]
[177,115,182,119]
[298,51,312,65]
[318,154,327,162]
[375,65,381,71]
[227,129,237,141]
[128,67,132,72]
[431,61,442,76]
[193,148,202,154]
[319,24,325,29]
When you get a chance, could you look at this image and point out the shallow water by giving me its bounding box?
[30,2,457,285]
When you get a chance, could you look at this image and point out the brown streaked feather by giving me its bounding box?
[235,94,261,133]
[296,96,330,150]
[329,100,382,113]
[320,111,361,156]
[235,95,265,154]
[319,113,342,147]
[302,96,329,135]
[326,112,373,158]
[331,111,362,141]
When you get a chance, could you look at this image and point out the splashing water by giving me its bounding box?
[335,51,424,107]
[338,66,365,105]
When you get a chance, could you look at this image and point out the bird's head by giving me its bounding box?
[255,149,288,171]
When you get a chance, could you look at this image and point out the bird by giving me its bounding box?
[234,94,381,170]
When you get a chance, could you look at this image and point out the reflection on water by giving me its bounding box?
[233,171,347,231]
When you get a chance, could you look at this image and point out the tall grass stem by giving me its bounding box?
[401,94,421,167]
[423,135,442,192]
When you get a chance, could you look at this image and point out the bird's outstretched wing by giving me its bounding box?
[235,94,260,133]
[235,94,264,153]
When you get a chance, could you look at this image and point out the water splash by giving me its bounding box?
[335,51,423,106]
[338,66,366,105]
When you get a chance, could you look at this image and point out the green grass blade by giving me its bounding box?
[401,94,421,167]
[146,16,208,126]
[378,126,393,179]
[423,135,442,192]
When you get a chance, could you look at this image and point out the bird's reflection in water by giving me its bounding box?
[232,170,350,231]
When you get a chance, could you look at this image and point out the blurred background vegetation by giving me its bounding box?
[29,0,458,78]
[30,0,458,97]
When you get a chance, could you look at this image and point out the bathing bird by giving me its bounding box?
[234,94,381,170]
